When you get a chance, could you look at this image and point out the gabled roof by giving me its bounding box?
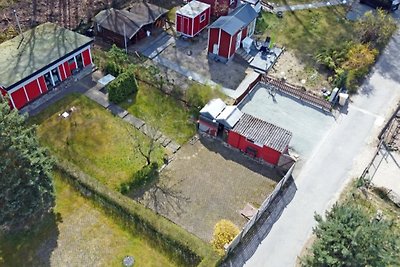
[216,105,243,129]
[94,3,168,39]
[209,3,257,35]
[232,113,292,152]
[200,98,226,119]
[0,23,92,89]
[176,1,210,18]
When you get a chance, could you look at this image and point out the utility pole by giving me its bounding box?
[123,23,128,54]
[13,10,24,39]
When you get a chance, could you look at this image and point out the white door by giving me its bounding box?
[235,31,242,51]
[213,44,219,54]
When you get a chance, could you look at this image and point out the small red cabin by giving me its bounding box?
[208,4,258,63]
[176,1,211,37]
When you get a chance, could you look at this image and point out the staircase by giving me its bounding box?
[235,48,254,64]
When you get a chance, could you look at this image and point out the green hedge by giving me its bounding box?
[120,162,159,194]
[107,71,138,103]
[56,160,220,267]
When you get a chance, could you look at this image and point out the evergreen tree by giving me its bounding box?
[303,203,400,267]
[0,101,55,233]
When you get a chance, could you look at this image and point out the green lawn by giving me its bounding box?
[0,172,177,267]
[257,7,355,64]
[31,94,164,190]
[266,0,319,6]
[120,81,196,144]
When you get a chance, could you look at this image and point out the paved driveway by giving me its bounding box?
[224,26,400,267]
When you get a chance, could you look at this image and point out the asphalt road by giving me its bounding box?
[242,28,400,267]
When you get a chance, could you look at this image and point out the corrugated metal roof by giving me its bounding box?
[209,3,258,35]
[216,105,243,129]
[94,3,168,39]
[199,98,226,119]
[176,1,210,18]
[232,113,292,152]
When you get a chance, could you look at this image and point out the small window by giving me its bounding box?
[200,13,206,23]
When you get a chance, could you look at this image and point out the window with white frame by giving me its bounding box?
[200,13,206,22]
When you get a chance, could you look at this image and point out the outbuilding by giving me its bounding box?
[0,23,93,110]
[176,1,211,37]
[208,3,258,63]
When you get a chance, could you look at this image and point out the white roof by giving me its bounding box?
[217,105,243,129]
[176,1,210,18]
[98,74,116,86]
[200,98,226,119]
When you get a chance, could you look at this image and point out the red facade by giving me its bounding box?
[227,131,283,165]
[176,3,211,37]
[197,0,238,17]
[5,47,93,110]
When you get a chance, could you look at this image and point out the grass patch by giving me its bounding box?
[120,81,197,144]
[0,171,177,266]
[30,94,164,190]
[256,7,355,65]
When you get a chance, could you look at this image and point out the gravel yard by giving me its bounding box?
[138,137,281,241]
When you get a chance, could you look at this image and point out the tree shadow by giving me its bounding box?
[0,212,61,267]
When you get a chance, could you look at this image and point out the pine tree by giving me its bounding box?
[0,101,55,233]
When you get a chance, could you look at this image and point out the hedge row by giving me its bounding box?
[107,70,138,103]
[56,160,220,267]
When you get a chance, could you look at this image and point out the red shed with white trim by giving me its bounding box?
[208,3,257,63]
[0,23,93,110]
[176,1,211,37]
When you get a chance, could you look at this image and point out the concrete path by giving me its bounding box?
[270,0,348,12]
[224,27,400,267]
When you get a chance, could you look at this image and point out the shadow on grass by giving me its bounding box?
[199,136,282,183]
[0,212,60,266]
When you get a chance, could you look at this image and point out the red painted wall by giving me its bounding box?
[69,61,77,71]
[58,64,66,81]
[25,80,41,100]
[219,30,232,58]
[208,28,220,53]
[241,26,248,40]
[227,131,282,165]
[229,31,238,57]
[193,8,210,36]
[82,49,92,67]
[38,76,48,93]
[11,88,28,110]
[176,14,183,33]
[63,61,72,78]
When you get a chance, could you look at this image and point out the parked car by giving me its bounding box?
[360,0,399,11]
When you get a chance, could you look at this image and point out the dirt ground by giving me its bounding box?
[137,136,281,242]
[0,0,181,32]
[268,50,330,94]
[159,30,249,89]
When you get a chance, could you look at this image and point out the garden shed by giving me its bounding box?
[0,23,93,110]
[208,3,258,63]
[176,1,211,37]
[94,3,168,47]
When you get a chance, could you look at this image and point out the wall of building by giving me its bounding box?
[5,47,92,110]
[193,8,211,36]
[208,28,220,53]
[198,117,219,136]
[219,30,232,58]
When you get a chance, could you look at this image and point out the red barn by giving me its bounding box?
[198,98,292,166]
[227,113,292,166]
[197,0,239,17]
[0,23,93,110]
[176,1,211,37]
[208,4,258,63]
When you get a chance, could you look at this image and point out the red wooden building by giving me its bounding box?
[198,98,292,166]
[196,0,239,17]
[0,23,93,110]
[176,1,211,37]
[208,4,258,63]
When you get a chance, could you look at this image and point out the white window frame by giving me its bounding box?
[200,13,206,23]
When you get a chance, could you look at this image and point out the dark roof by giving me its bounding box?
[231,113,292,152]
[94,3,168,39]
[0,23,92,89]
[209,4,258,35]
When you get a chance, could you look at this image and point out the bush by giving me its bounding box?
[56,160,220,267]
[211,219,239,255]
[186,83,224,112]
[104,45,129,76]
[107,69,138,103]
[119,162,158,194]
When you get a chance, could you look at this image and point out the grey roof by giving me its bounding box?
[94,3,168,39]
[216,105,243,129]
[232,113,292,152]
[0,23,92,89]
[209,3,258,35]
[200,98,226,119]
[176,1,210,18]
